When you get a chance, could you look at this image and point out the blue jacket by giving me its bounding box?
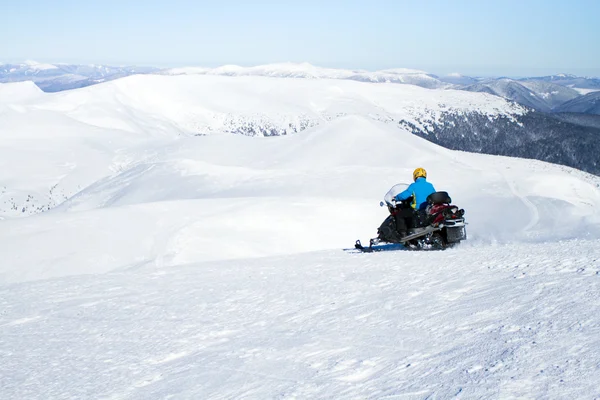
[394,177,436,210]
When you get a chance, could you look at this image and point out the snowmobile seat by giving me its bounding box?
[427,191,452,205]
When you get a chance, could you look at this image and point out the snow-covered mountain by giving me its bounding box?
[430,72,600,114]
[158,64,600,109]
[518,80,582,109]
[163,62,449,89]
[1,75,598,268]
[461,78,580,112]
[555,91,600,115]
[1,73,600,399]
[2,73,600,399]
[0,61,451,91]
[2,72,599,212]
[436,72,481,86]
[0,74,519,218]
[1,73,599,219]
[34,74,524,134]
[520,73,600,90]
[0,61,159,92]
[4,61,600,116]
[1,61,453,92]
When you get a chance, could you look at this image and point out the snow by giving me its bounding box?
[574,88,600,95]
[28,73,525,137]
[162,62,446,88]
[1,74,600,398]
[380,68,429,75]
[165,66,212,75]
[554,73,577,79]
[22,59,59,70]
[164,62,364,79]
[2,241,599,399]
[539,91,560,99]
[0,81,44,103]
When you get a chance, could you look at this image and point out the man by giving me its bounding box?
[393,167,436,238]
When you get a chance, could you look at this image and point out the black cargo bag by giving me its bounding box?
[427,191,452,205]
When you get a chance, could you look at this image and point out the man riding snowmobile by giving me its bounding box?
[354,167,467,251]
[391,167,436,239]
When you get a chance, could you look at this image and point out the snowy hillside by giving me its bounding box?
[461,78,580,112]
[518,80,581,110]
[1,75,600,398]
[3,74,600,219]
[29,74,523,136]
[555,91,600,115]
[25,73,598,177]
[0,81,44,103]
[0,75,528,219]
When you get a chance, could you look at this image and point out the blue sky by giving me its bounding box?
[1,0,599,76]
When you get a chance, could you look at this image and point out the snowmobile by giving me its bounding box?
[354,184,467,252]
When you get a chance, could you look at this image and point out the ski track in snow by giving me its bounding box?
[502,172,541,233]
[1,242,600,399]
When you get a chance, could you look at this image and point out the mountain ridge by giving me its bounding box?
[2,74,600,223]
[3,61,599,115]
[2,68,600,178]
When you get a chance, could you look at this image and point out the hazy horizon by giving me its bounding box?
[2,59,599,79]
[2,0,599,77]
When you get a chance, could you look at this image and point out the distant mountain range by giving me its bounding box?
[2,62,600,177]
[520,73,600,90]
[461,79,581,112]
[0,61,159,92]
[2,61,599,115]
[555,91,600,114]
[163,63,448,89]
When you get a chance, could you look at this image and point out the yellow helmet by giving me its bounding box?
[413,167,427,181]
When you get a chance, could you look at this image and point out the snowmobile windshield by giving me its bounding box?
[383,183,409,206]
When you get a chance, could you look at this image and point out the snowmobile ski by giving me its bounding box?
[349,226,444,253]
[348,239,406,253]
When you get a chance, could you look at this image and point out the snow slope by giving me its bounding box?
[29,73,525,137]
[1,75,600,398]
[0,81,44,103]
[0,75,526,220]
[2,241,599,399]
